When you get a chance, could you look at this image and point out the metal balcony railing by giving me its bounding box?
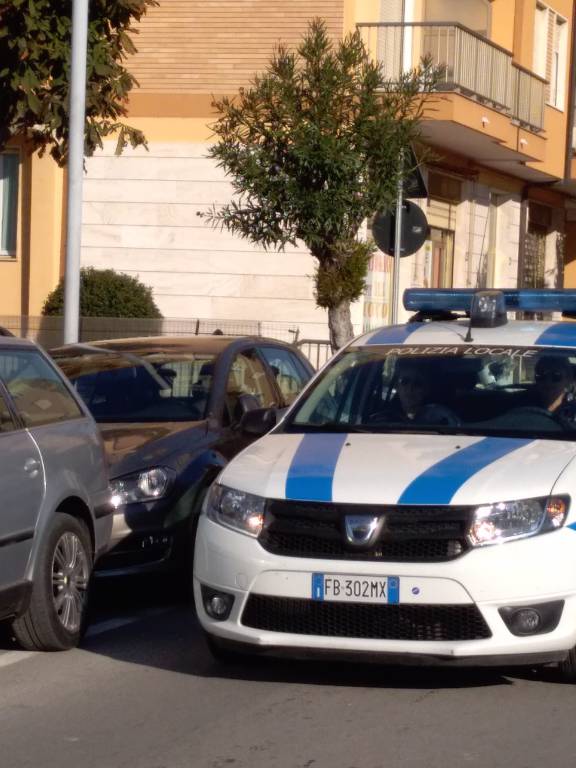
[510,64,546,132]
[357,23,546,132]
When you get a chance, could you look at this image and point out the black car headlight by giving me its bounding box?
[204,484,265,537]
[468,496,569,547]
[110,468,174,507]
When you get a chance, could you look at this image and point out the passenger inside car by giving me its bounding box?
[373,358,460,426]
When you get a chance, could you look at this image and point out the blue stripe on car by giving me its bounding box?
[397,437,533,505]
[535,323,576,348]
[366,324,423,345]
[285,433,348,502]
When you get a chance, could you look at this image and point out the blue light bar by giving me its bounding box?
[403,289,576,314]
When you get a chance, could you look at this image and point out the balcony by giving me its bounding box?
[357,23,546,133]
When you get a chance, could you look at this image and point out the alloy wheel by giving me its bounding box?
[51,532,90,633]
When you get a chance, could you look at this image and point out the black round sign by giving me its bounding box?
[372,202,428,257]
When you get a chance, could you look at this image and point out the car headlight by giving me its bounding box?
[110,468,173,508]
[468,496,569,547]
[204,484,265,537]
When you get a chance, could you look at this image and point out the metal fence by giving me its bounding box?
[510,64,546,133]
[295,339,333,369]
[0,315,334,369]
[358,22,546,131]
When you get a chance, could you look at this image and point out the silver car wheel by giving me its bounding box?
[51,532,90,633]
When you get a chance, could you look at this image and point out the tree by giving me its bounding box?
[43,268,162,318]
[204,19,439,349]
[0,0,157,165]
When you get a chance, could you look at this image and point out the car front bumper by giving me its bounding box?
[95,504,187,576]
[193,516,576,666]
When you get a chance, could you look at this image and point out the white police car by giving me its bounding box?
[194,289,576,679]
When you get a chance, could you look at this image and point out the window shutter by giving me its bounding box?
[545,9,555,103]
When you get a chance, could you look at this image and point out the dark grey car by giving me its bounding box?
[0,337,112,650]
[50,336,314,577]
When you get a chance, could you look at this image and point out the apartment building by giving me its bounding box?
[1,0,575,335]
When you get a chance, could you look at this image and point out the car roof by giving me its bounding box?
[50,335,293,356]
[354,318,576,349]
[0,335,36,348]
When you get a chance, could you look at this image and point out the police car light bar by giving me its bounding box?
[403,289,576,314]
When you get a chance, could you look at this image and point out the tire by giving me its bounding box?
[558,647,576,682]
[12,513,93,652]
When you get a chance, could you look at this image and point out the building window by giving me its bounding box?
[0,154,19,257]
[533,4,568,110]
[551,15,567,109]
[424,0,491,37]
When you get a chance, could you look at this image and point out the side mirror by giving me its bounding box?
[236,393,261,415]
[239,407,277,436]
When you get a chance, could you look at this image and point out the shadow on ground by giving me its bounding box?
[84,577,551,691]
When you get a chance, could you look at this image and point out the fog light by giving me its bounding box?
[512,609,541,634]
[201,586,234,621]
[499,601,564,636]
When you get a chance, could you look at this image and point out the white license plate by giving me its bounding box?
[311,574,400,604]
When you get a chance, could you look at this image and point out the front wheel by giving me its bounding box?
[12,513,93,651]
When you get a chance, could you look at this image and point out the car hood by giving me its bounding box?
[220,432,576,506]
[99,421,206,478]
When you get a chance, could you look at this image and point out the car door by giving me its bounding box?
[258,345,313,407]
[217,347,279,460]
[2,347,108,552]
[0,375,44,589]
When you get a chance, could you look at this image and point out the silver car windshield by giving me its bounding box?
[288,345,576,439]
[54,350,217,423]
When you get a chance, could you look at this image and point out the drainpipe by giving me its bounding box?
[466,182,477,288]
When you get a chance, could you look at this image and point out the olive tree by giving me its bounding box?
[204,19,438,349]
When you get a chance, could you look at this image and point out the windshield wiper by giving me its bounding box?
[291,422,372,433]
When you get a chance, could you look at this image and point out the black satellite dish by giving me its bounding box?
[372,201,429,257]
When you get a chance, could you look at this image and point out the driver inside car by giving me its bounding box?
[533,355,576,423]
[374,358,460,427]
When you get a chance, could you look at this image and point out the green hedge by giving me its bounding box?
[42,268,163,318]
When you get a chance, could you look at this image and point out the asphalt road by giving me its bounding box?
[2,578,576,768]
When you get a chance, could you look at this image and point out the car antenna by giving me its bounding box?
[464,315,474,343]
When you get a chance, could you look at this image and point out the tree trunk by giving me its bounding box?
[328,300,354,352]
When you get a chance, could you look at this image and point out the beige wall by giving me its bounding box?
[80,140,340,339]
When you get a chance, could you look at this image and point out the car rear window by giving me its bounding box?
[0,349,83,427]
[53,350,217,423]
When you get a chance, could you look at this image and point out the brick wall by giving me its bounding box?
[128,0,344,93]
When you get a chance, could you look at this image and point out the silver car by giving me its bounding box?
[0,337,111,650]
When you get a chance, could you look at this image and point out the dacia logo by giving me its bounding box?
[344,515,384,547]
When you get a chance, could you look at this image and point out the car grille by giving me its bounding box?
[258,500,472,562]
[241,595,491,641]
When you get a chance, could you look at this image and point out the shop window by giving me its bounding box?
[0,154,19,257]
[427,172,462,204]
[522,202,551,289]
[424,228,454,289]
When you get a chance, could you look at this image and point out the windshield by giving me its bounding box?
[288,344,576,439]
[54,349,217,423]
